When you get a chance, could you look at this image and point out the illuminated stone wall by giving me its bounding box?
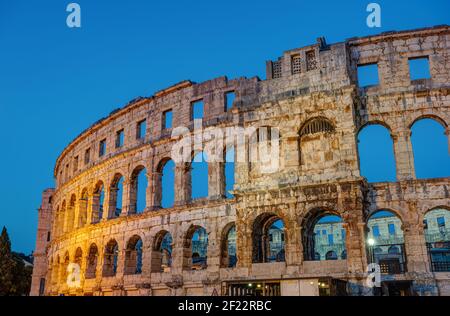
[30,25,450,296]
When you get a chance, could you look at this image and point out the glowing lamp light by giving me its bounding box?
[367,238,375,246]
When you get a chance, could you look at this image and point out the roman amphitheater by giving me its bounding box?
[30,25,450,296]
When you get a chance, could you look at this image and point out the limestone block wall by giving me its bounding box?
[30,25,450,296]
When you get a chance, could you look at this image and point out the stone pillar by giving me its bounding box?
[78,196,88,228]
[148,171,162,210]
[107,187,118,219]
[392,129,416,181]
[208,162,225,200]
[236,213,252,267]
[343,220,367,275]
[90,193,100,223]
[121,179,131,216]
[174,163,191,206]
[102,189,111,221]
[403,222,430,274]
[402,219,439,295]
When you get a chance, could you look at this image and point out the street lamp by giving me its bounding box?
[367,238,375,246]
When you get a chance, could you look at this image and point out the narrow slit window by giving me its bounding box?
[115,129,124,148]
[73,156,78,173]
[99,139,106,157]
[408,57,430,81]
[357,63,379,87]
[84,148,90,165]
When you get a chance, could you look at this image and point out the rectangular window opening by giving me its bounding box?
[73,156,79,173]
[99,139,106,157]
[136,119,146,140]
[225,91,235,111]
[408,57,431,81]
[163,110,173,129]
[388,223,396,235]
[191,100,204,120]
[84,148,90,165]
[357,63,379,87]
[116,129,124,148]
[373,225,380,237]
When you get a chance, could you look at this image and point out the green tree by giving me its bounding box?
[0,226,16,295]
[0,226,33,296]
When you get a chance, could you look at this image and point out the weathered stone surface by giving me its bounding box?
[30,25,450,296]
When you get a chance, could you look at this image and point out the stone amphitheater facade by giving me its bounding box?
[30,25,450,296]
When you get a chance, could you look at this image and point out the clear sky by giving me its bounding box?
[0,1,449,254]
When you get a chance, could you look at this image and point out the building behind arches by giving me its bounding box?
[31,25,450,296]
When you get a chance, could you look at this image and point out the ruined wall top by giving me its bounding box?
[53,25,449,184]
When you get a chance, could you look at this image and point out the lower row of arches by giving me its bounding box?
[50,207,450,285]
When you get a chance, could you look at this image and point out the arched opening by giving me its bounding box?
[191,152,208,200]
[366,210,406,274]
[152,231,173,272]
[357,124,396,182]
[124,235,143,275]
[424,208,450,272]
[160,159,175,208]
[224,147,235,199]
[109,173,124,218]
[184,226,208,270]
[130,166,147,214]
[221,224,237,268]
[252,214,286,263]
[411,118,450,179]
[78,188,88,228]
[85,243,98,279]
[302,210,346,261]
[92,181,105,223]
[102,239,119,277]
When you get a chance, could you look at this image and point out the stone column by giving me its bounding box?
[148,171,162,210]
[78,196,88,228]
[392,129,416,181]
[121,179,131,216]
[102,189,111,221]
[174,163,191,206]
[236,213,252,267]
[90,193,100,223]
[107,187,118,219]
[403,222,430,273]
[208,162,225,200]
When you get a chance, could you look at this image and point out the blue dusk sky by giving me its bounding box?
[0,1,449,253]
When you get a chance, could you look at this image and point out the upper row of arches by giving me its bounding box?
[358,116,450,182]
